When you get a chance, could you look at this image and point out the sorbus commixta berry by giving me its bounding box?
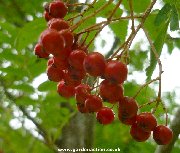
[130,123,151,142]
[118,97,138,119]
[49,1,68,18]
[46,64,64,82]
[153,125,173,145]
[99,80,123,103]
[136,112,157,132]
[96,107,115,125]
[68,50,87,70]
[104,60,128,84]
[57,80,75,98]
[34,43,49,58]
[40,29,65,55]
[85,95,103,113]
[59,29,74,48]
[48,18,70,31]
[83,52,106,77]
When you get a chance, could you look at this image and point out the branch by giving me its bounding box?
[154,107,180,153]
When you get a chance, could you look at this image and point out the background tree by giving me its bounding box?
[0,0,180,153]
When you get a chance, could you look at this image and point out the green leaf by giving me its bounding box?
[10,83,34,93]
[170,4,179,31]
[146,22,169,81]
[110,20,128,42]
[38,81,57,92]
[14,18,46,51]
[154,3,172,26]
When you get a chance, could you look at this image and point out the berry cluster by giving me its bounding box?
[34,0,173,145]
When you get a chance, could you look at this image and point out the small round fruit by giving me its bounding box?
[46,64,64,82]
[83,52,106,77]
[48,18,70,31]
[57,81,75,98]
[85,95,103,113]
[77,103,88,113]
[96,107,115,125]
[99,80,123,103]
[34,43,49,58]
[40,29,65,55]
[55,47,72,60]
[59,29,74,48]
[75,84,91,104]
[49,1,68,18]
[53,56,69,70]
[104,60,128,84]
[153,125,173,145]
[118,97,138,119]
[136,112,157,132]
[68,50,87,70]
[130,123,151,142]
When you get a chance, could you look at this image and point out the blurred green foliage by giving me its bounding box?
[0,0,179,153]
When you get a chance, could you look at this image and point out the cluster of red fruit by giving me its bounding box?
[34,0,173,145]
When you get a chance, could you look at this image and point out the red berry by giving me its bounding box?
[118,97,138,119]
[130,123,151,142]
[136,112,157,132]
[118,114,136,125]
[46,64,64,82]
[49,1,68,18]
[85,95,103,113]
[34,43,49,58]
[48,18,69,31]
[55,47,72,60]
[96,107,115,125]
[83,52,106,77]
[75,84,91,104]
[68,50,87,70]
[153,125,173,145]
[44,11,52,22]
[59,29,74,48]
[64,69,83,86]
[99,80,123,103]
[104,60,128,84]
[53,56,69,70]
[40,29,65,55]
[57,81,75,98]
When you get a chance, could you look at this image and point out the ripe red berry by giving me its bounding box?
[53,56,69,70]
[130,123,151,142]
[34,43,49,58]
[55,47,72,60]
[75,84,91,104]
[153,125,173,145]
[46,64,64,82]
[59,29,74,48]
[118,114,136,125]
[68,50,87,70]
[57,80,75,98]
[85,95,103,113]
[48,18,69,31]
[118,97,138,119]
[64,69,83,86]
[136,112,157,132]
[49,1,68,18]
[96,107,115,125]
[83,52,106,77]
[104,60,128,84]
[40,29,65,56]
[99,80,123,103]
